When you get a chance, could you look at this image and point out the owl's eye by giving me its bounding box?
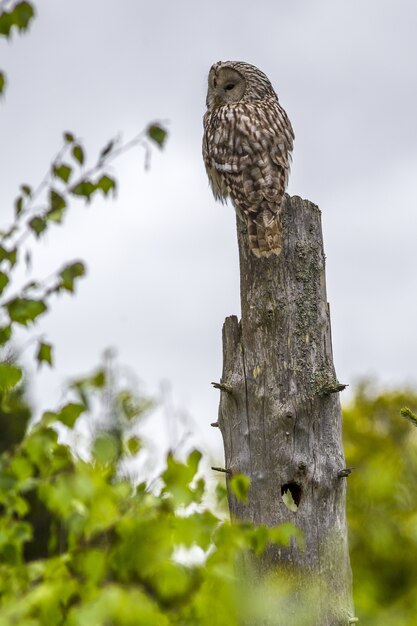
[224,83,235,91]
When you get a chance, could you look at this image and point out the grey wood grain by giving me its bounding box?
[216,195,354,625]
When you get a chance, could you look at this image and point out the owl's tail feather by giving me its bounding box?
[247,210,282,258]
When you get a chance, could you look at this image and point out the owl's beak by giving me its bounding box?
[214,95,223,106]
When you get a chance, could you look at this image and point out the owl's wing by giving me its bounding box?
[203,108,250,174]
[233,102,294,211]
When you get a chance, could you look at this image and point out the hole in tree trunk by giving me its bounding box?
[281,482,302,511]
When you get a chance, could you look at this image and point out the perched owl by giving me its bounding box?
[203,61,294,258]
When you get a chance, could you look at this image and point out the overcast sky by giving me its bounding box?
[1,0,417,463]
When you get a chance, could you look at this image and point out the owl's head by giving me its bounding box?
[206,61,277,109]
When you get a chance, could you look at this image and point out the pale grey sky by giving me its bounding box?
[1,0,417,462]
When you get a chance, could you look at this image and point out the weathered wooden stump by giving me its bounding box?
[216,195,354,625]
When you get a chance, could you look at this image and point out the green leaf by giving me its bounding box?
[36,341,53,367]
[282,487,298,512]
[72,144,84,165]
[46,205,66,223]
[46,188,67,223]
[0,11,13,37]
[93,433,119,464]
[20,184,32,196]
[147,124,167,148]
[96,174,116,196]
[49,188,66,211]
[0,325,11,346]
[0,270,9,295]
[0,245,17,267]
[70,180,96,200]
[14,196,24,216]
[6,297,47,325]
[162,449,202,506]
[269,522,304,549]
[0,362,22,392]
[28,215,47,237]
[53,163,72,183]
[12,1,34,31]
[230,473,250,502]
[400,407,417,428]
[0,71,5,94]
[10,455,34,482]
[56,402,85,427]
[248,524,269,555]
[173,510,217,550]
[0,2,35,37]
[64,131,75,143]
[126,436,141,456]
[215,481,227,505]
[59,261,86,292]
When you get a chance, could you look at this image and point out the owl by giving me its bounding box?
[203,61,294,258]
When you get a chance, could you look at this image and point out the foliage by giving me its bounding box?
[343,382,417,626]
[0,1,36,95]
[0,390,302,625]
[0,6,300,622]
[5,4,417,625]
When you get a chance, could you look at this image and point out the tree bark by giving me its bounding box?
[217,195,354,625]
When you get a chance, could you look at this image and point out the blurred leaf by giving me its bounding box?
[401,407,417,427]
[59,261,86,292]
[46,205,66,223]
[0,245,17,267]
[126,436,141,456]
[282,488,297,512]
[10,455,33,482]
[53,163,72,183]
[70,180,96,200]
[93,433,119,464]
[230,473,250,503]
[147,124,167,148]
[0,71,5,94]
[344,382,417,622]
[96,174,116,196]
[0,362,22,392]
[56,402,85,427]
[162,449,202,506]
[88,369,106,388]
[72,144,84,165]
[28,215,47,237]
[215,481,228,506]
[0,324,11,345]
[20,184,32,196]
[0,12,13,38]
[47,189,67,222]
[6,297,47,325]
[14,195,23,216]
[269,522,304,549]
[0,270,9,295]
[118,389,151,421]
[49,188,66,212]
[64,131,75,143]
[174,510,217,551]
[12,1,34,31]
[0,2,35,38]
[36,341,53,367]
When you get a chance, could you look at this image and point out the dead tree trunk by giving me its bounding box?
[216,195,354,625]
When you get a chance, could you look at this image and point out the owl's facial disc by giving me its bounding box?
[207,66,246,107]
